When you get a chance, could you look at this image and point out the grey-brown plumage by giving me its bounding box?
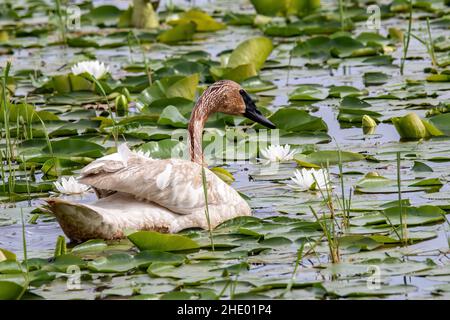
[46,80,272,242]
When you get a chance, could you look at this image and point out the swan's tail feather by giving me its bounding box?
[45,198,123,242]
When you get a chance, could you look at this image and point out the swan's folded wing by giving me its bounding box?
[79,158,244,215]
[81,143,133,176]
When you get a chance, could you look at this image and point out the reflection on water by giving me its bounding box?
[0,223,61,260]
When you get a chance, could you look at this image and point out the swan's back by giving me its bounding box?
[79,145,249,216]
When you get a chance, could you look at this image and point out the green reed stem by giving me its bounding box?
[279,241,305,297]
[2,61,13,198]
[21,155,31,206]
[127,32,135,64]
[17,208,30,300]
[201,165,214,251]
[89,75,119,147]
[286,49,292,86]
[380,210,402,242]
[54,235,67,258]
[54,0,67,45]
[338,0,345,31]
[310,166,340,263]
[426,17,437,68]
[34,112,58,176]
[310,205,339,263]
[217,275,231,299]
[396,152,407,245]
[132,31,152,86]
[400,0,413,75]
[336,147,349,228]
[0,149,5,192]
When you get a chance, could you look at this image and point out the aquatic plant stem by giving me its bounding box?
[380,210,402,241]
[425,17,437,68]
[400,0,413,75]
[89,75,119,147]
[201,165,215,251]
[396,152,407,245]
[54,235,67,258]
[0,150,5,193]
[336,145,350,228]
[310,166,340,263]
[34,113,58,176]
[338,0,345,31]
[54,0,67,45]
[310,205,340,263]
[132,31,153,86]
[2,61,14,198]
[286,49,292,86]
[279,241,305,297]
[21,155,31,206]
[127,32,135,64]
[17,208,30,300]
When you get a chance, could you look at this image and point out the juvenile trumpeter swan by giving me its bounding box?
[46,80,275,241]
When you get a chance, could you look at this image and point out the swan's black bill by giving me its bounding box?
[240,89,276,129]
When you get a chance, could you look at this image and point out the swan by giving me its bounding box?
[46,80,276,242]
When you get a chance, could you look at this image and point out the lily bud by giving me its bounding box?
[362,115,377,134]
[122,88,132,101]
[0,30,8,42]
[388,27,403,43]
[365,171,380,178]
[392,112,431,140]
[363,126,376,135]
[115,94,129,116]
[362,115,377,128]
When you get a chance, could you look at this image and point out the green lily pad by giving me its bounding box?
[227,37,273,72]
[88,253,137,273]
[289,85,329,101]
[363,72,389,86]
[268,108,327,132]
[0,281,25,300]
[139,139,186,159]
[168,9,226,32]
[157,22,196,44]
[134,250,185,268]
[294,150,365,168]
[157,105,189,128]
[129,231,200,252]
[323,281,417,297]
[71,239,108,254]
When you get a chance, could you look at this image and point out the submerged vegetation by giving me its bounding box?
[0,0,449,300]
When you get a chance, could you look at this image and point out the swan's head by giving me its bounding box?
[201,80,276,129]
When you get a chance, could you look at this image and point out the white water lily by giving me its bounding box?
[71,60,110,79]
[53,177,90,195]
[260,144,296,162]
[290,168,330,191]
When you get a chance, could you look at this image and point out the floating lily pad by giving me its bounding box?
[294,150,365,168]
[129,231,200,252]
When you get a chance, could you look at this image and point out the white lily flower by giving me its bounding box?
[133,149,153,159]
[260,144,296,162]
[71,60,110,79]
[53,177,90,195]
[290,168,330,191]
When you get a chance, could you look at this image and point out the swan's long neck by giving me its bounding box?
[188,97,214,166]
